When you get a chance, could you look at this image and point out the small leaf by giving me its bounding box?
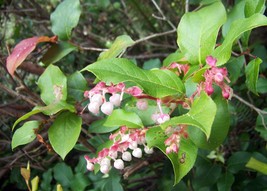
[104,109,143,128]
[187,93,230,150]
[38,64,67,105]
[245,58,262,95]
[177,1,226,64]
[246,157,267,175]
[213,14,267,66]
[98,35,134,60]
[89,118,119,133]
[161,92,217,139]
[21,168,30,182]
[70,173,91,191]
[31,176,39,191]
[146,126,198,185]
[53,163,73,187]
[163,51,186,67]
[82,58,185,98]
[6,36,57,76]
[227,151,252,174]
[12,100,75,130]
[67,71,88,102]
[51,0,81,40]
[12,121,40,149]
[41,41,77,65]
[48,111,82,159]
[217,172,235,191]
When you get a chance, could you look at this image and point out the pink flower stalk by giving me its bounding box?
[169,63,190,76]
[84,126,153,174]
[164,125,188,154]
[198,56,232,99]
[151,99,170,124]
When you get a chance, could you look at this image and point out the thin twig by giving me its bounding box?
[79,46,108,52]
[134,29,176,45]
[151,0,176,30]
[232,93,267,129]
[185,0,189,13]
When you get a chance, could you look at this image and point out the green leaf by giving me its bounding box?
[12,100,75,130]
[89,118,119,133]
[217,171,235,191]
[245,0,265,18]
[40,169,53,191]
[38,64,67,105]
[177,1,226,65]
[12,121,40,149]
[98,35,134,60]
[53,163,73,187]
[146,126,198,185]
[163,51,186,67]
[70,173,91,191]
[246,157,267,175]
[101,169,124,191]
[245,58,262,95]
[67,71,88,102]
[48,111,82,159]
[257,78,267,94]
[41,41,77,65]
[222,1,245,37]
[227,151,252,174]
[213,14,267,66]
[226,56,245,85]
[104,109,143,128]
[143,59,161,70]
[82,58,185,98]
[161,92,217,139]
[187,93,230,150]
[51,0,81,40]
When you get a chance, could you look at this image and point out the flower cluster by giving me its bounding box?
[84,82,143,115]
[164,125,188,154]
[198,56,232,99]
[84,126,153,174]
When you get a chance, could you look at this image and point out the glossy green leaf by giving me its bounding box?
[51,0,81,40]
[213,14,267,66]
[246,157,267,175]
[104,109,143,128]
[89,118,119,133]
[40,169,52,191]
[217,171,235,191]
[53,163,73,187]
[245,58,262,95]
[82,58,185,98]
[12,100,75,130]
[70,173,91,191]
[67,71,88,102]
[227,151,252,174]
[143,58,161,70]
[12,121,40,149]
[31,176,39,191]
[187,93,230,150]
[257,78,267,94]
[146,126,198,185]
[48,111,82,159]
[163,51,186,67]
[222,1,245,37]
[226,56,245,85]
[41,41,77,65]
[98,35,134,60]
[177,1,226,65]
[161,92,217,139]
[38,64,67,105]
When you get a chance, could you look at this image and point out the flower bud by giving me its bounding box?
[157,114,170,124]
[114,159,124,170]
[100,158,111,166]
[129,141,138,150]
[109,94,121,107]
[86,162,94,171]
[88,102,100,114]
[122,151,132,161]
[136,99,148,110]
[100,164,110,174]
[101,102,114,115]
[90,94,103,105]
[144,146,154,154]
[132,148,142,158]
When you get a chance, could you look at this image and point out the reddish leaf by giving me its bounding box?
[6,36,57,76]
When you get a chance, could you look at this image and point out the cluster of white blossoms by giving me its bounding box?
[84,82,143,116]
[84,126,153,174]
